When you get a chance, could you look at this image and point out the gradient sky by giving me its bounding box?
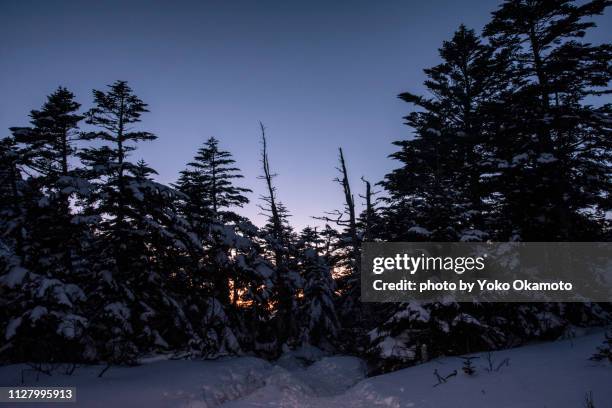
[1,0,610,229]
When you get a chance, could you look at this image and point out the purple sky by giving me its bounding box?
[1,0,610,229]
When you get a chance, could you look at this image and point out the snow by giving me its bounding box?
[33,279,85,307]
[153,331,169,348]
[452,313,482,327]
[4,317,22,340]
[459,229,487,242]
[0,331,610,407]
[0,265,28,288]
[36,278,62,297]
[56,314,87,339]
[479,172,501,179]
[536,153,557,163]
[28,306,48,322]
[511,153,529,165]
[104,302,131,320]
[344,331,611,408]
[376,336,416,361]
[407,226,431,237]
[389,302,430,323]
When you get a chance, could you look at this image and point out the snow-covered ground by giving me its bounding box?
[0,331,610,408]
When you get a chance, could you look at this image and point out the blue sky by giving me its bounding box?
[1,0,610,228]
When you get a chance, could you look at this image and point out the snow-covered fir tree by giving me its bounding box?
[368,0,612,373]
[77,81,202,363]
[175,137,252,306]
[483,0,612,241]
[1,89,92,364]
[381,25,509,242]
[174,137,275,357]
[295,227,339,350]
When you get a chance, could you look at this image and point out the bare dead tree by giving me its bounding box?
[257,121,294,348]
[316,148,361,280]
[258,121,284,265]
[360,176,376,242]
[338,148,360,276]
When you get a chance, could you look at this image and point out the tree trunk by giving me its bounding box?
[339,148,360,278]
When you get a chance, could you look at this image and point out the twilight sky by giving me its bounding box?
[1,0,610,229]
